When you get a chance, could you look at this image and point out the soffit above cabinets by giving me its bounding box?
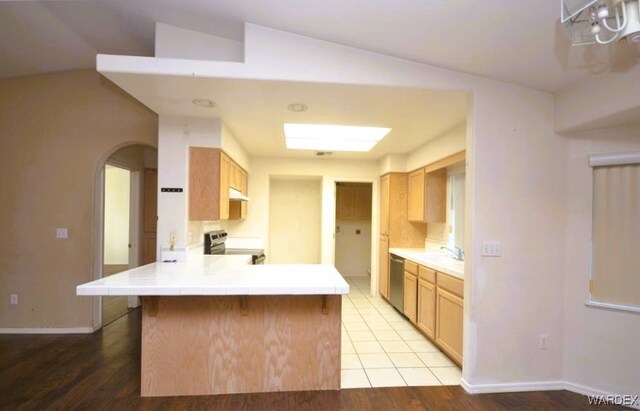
[98,55,468,160]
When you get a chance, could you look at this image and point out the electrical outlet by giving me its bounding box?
[56,228,68,239]
[10,294,18,305]
[481,241,501,257]
[539,334,548,350]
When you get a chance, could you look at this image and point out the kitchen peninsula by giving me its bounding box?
[77,255,349,397]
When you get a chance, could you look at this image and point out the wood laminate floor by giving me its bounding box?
[0,309,626,410]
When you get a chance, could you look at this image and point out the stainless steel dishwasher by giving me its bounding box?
[389,254,405,313]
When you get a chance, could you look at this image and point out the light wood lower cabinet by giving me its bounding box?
[379,235,389,299]
[403,272,417,323]
[435,287,463,365]
[410,264,463,366]
[417,278,436,339]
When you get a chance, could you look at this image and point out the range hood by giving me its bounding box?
[229,187,250,202]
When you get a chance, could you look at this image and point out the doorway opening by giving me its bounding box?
[334,182,373,293]
[96,144,157,328]
[102,164,131,325]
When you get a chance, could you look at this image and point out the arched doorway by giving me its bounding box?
[92,143,158,328]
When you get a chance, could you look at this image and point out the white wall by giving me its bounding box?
[562,124,640,396]
[335,220,371,277]
[103,165,130,264]
[269,178,322,263]
[378,153,407,175]
[465,85,567,386]
[221,123,250,171]
[155,23,244,62]
[554,64,640,132]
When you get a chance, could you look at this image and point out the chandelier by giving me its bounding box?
[561,0,640,45]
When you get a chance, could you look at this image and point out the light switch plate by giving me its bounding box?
[56,228,68,239]
[481,241,501,257]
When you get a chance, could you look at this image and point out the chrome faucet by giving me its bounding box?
[441,246,464,261]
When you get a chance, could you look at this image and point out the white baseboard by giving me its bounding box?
[0,327,96,334]
[461,378,565,394]
[461,378,638,408]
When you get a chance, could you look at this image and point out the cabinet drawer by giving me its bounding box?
[405,260,418,275]
[437,272,464,298]
[418,265,436,283]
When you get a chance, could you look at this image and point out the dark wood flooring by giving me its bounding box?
[0,309,625,410]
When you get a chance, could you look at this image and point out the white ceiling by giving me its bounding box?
[106,75,468,159]
[2,0,638,92]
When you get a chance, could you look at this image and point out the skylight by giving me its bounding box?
[284,123,391,152]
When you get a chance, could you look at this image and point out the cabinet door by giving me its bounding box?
[425,168,447,223]
[219,153,230,220]
[240,170,248,219]
[436,287,463,365]
[417,278,436,339]
[408,169,425,222]
[403,272,417,323]
[379,175,390,235]
[336,185,355,220]
[234,164,243,191]
[354,185,372,220]
[189,147,219,221]
[378,235,389,299]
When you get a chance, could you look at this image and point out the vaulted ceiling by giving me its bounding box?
[2,0,638,92]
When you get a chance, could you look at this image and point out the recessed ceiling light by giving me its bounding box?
[284,123,391,152]
[287,103,308,112]
[192,98,216,108]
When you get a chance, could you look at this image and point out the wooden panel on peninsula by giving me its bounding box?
[140,295,341,397]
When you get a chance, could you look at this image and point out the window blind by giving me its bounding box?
[591,159,640,309]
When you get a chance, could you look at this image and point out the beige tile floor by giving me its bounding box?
[341,276,462,389]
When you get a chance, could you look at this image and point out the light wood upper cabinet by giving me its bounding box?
[219,151,230,220]
[240,169,248,219]
[408,151,465,224]
[424,169,447,223]
[380,173,426,248]
[354,185,372,220]
[407,167,446,223]
[336,185,355,220]
[336,184,371,221]
[189,147,221,221]
[403,271,418,323]
[229,168,248,220]
[408,169,425,222]
[378,235,389,299]
[189,147,248,221]
[379,175,390,235]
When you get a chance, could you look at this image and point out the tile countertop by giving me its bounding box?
[77,254,350,296]
[388,248,465,280]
